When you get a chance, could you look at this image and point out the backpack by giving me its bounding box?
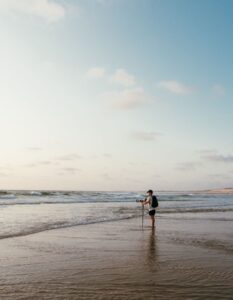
[152,195,158,208]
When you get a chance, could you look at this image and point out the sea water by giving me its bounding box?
[0,190,233,240]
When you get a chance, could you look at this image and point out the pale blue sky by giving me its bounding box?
[0,0,232,191]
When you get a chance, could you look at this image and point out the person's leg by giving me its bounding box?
[149,210,155,227]
[151,215,155,227]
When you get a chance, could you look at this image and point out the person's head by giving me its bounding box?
[147,189,153,196]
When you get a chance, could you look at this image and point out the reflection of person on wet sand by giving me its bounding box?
[146,227,158,270]
[149,228,156,259]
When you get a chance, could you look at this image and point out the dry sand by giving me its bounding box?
[195,188,233,195]
[0,216,232,300]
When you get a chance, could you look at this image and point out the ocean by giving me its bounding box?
[1,190,233,240]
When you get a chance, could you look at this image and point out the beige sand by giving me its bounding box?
[0,216,232,300]
[194,188,233,194]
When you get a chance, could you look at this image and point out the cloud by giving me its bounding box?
[57,154,82,161]
[0,0,66,22]
[97,0,113,4]
[88,67,150,110]
[24,163,37,168]
[176,162,202,171]
[86,67,105,79]
[25,160,60,167]
[62,167,80,174]
[38,160,52,165]
[27,147,43,151]
[199,149,233,163]
[198,149,217,155]
[103,87,149,110]
[0,172,8,177]
[157,80,194,95]
[212,84,225,96]
[131,131,161,141]
[36,160,59,166]
[209,173,231,179]
[202,153,233,163]
[102,173,112,180]
[110,69,136,87]
[103,153,112,158]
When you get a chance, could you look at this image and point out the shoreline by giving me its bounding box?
[0,215,232,299]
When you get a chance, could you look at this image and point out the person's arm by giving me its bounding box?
[142,198,149,205]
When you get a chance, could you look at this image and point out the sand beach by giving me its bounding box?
[0,214,232,300]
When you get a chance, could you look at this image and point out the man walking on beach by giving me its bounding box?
[142,189,158,228]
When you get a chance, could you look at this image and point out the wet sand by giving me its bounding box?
[0,216,233,300]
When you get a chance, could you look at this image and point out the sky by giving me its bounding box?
[0,0,233,191]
